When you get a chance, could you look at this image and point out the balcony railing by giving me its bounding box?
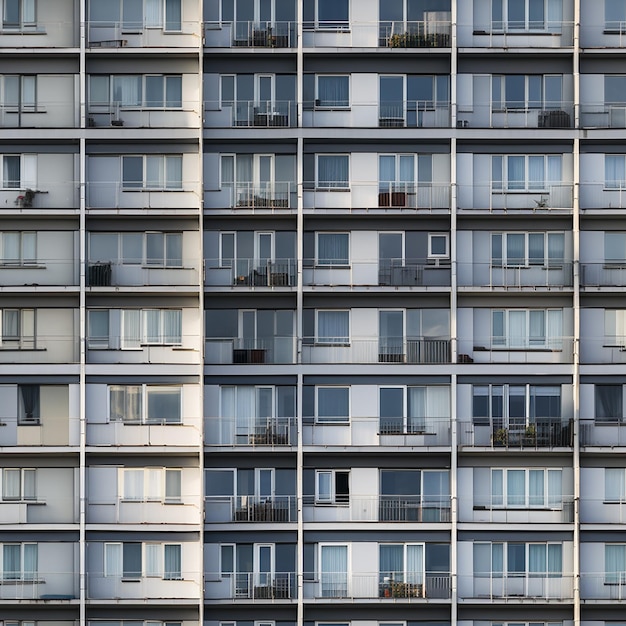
[457,183,574,211]
[581,573,626,601]
[0,102,79,128]
[205,416,296,447]
[458,103,573,129]
[0,258,78,286]
[206,572,296,600]
[460,337,574,364]
[205,21,295,48]
[458,262,573,289]
[580,23,626,48]
[0,21,78,47]
[206,337,296,365]
[458,420,574,449]
[0,572,77,600]
[206,100,297,127]
[220,182,296,210]
[581,263,626,287]
[205,258,297,287]
[87,21,201,48]
[86,420,202,448]
[581,419,626,447]
[579,337,626,364]
[463,20,574,47]
[87,571,201,599]
[580,182,626,210]
[86,498,202,525]
[304,416,452,447]
[379,20,451,48]
[305,572,451,600]
[378,102,451,128]
[87,101,201,129]
[580,498,626,524]
[465,574,574,600]
[469,495,575,523]
[86,182,200,210]
[1,182,79,210]
[580,104,626,129]
[86,261,199,287]
[205,495,297,523]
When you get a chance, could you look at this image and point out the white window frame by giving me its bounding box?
[605,468,626,503]
[89,74,183,110]
[316,154,350,190]
[473,541,563,577]
[491,231,565,268]
[606,0,626,31]
[490,467,563,509]
[119,308,183,348]
[491,0,549,31]
[2,0,36,30]
[2,75,37,112]
[315,0,349,30]
[428,233,449,259]
[492,154,561,192]
[0,231,36,266]
[491,74,562,111]
[120,467,182,503]
[108,384,183,425]
[315,232,350,266]
[315,469,350,505]
[88,231,183,267]
[606,154,626,189]
[315,309,350,344]
[103,542,181,579]
[121,154,183,190]
[315,75,350,108]
[379,385,451,434]
[1,468,36,502]
[318,542,349,598]
[491,308,563,349]
[0,542,37,581]
[315,385,350,424]
[0,308,35,348]
[0,154,36,190]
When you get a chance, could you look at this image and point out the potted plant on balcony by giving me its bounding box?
[524,424,537,445]
[494,428,508,446]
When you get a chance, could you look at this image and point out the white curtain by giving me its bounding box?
[321,545,347,597]
[163,309,181,344]
[606,468,625,502]
[144,309,161,343]
[508,310,526,347]
[165,155,182,189]
[124,469,144,500]
[529,310,546,346]
[547,544,562,575]
[3,544,20,579]
[146,0,162,27]
[164,544,182,579]
[606,544,626,583]
[3,156,20,188]
[528,156,544,190]
[491,469,503,506]
[112,76,141,106]
[145,543,162,577]
[317,233,349,265]
[165,469,181,501]
[105,543,122,577]
[529,469,545,507]
[3,469,20,500]
[507,470,525,507]
[317,155,349,188]
[220,386,235,443]
[529,544,546,574]
[318,311,349,343]
[122,310,141,348]
[3,232,20,262]
[506,156,525,190]
[606,155,624,188]
[23,544,37,581]
[548,469,562,507]
[318,76,349,107]
[146,468,161,501]
[146,156,164,188]
[408,386,426,432]
[547,309,563,349]
[406,544,424,584]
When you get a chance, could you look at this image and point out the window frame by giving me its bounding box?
[89,74,183,110]
[1,468,36,502]
[490,467,563,509]
[0,542,37,581]
[108,384,182,425]
[428,233,449,259]
[473,541,563,577]
[315,232,350,266]
[315,75,350,108]
[120,467,182,503]
[121,154,183,191]
[316,154,350,190]
[0,308,35,348]
[0,154,36,190]
[0,231,36,266]
[315,469,350,505]
[491,154,562,193]
[491,74,562,111]
[315,385,350,424]
[315,309,350,345]
[315,0,350,30]
[491,231,565,268]
[491,0,549,31]
[2,0,36,30]
[606,154,626,190]
[379,385,451,435]
[103,541,181,579]
[491,308,563,349]
[88,231,183,267]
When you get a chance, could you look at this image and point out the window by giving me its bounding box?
[604,310,626,347]
[316,233,349,265]
[108,385,182,424]
[88,309,182,349]
[379,154,430,191]
[2,0,35,29]
[0,232,36,265]
[491,468,562,508]
[595,385,624,422]
[605,544,626,584]
[121,468,181,502]
[606,0,626,31]
[1,154,36,190]
[491,0,549,30]
[1,543,37,581]
[491,75,562,110]
[429,233,449,259]
[2,75,36,111]
[1,468,35,501]
[17,385,39,425]
[316,155,349,189]
[606,155,626,189]
[316,470,349,504]
[379,543,424,588]
[104,542,181,579]
[379,386,450,434]
[88,232,183,267]
[315,0,349,29]
[1,308,34,348]
[316,386,350,423]
[492,155,562,191]
[89,75,183,109]
[491,308,562,348]
[605,232,626,263]
[122,155,182,190]
[606,468,626,502]
[316,310,349,344]
[320,544,348,597]
[316,76,349,107]
[606,76,626,107]
[89,0,182,31]
[491,232,565,267]
[474,542,562,577]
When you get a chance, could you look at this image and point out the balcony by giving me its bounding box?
[580,104,626,129]
[87,102,201,129]
[87,572,201,600]
[0,20,78,48]
[86,419,202,448]
[86,498,201,525]
[0,100,78,129]
[2,181,79,211]
[580,498,626,524]
[459,104,573,129]
[205,495,297,523]
[303,495,451,523]
[0,417,79,448]
[205,100,297,128]
[580,23,626,48]
[86,182,200,211]
[86,339,201,366]
[301,338,452,364]
[379,19,452,48]
[580,183,626,211]
[458,262,574,290]
[580,419,626,447]
[459,338,575,365]
[459,20,574,48]
[0,257,78,287]
[378,102,451,128]
[457,183,574,212]
[206,572,296,600]
[579,337,626,364]
[0,494,77,525]
[206,337,296,365]
[205,259,297,288]
[0,572,78,601]
[207,182,296,211]
[86,261,199,288]
[581,263,626,288]
[581,573,626,601]
[205,416,296,447]
[464,574,574,601]
[303,572,451,600]
[87,21,201,48]
[468,496,575,524]
[303,416,452,448]
[458,420,574,449]
[204,21,295,48]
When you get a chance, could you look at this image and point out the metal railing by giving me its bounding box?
[581,572,626,600]
[464,574,574,600]
[86,420,202,447]
[0,21,77,46]
[87,571,201,599]
[469,495,575,523]
[581,419,626,446]
[0,102,79,128]
[378,102,451,127]
[205,258,297,287]
[464,337,574,363]
[0,416,80,448]
[205,337,297,365]
[463,20,574,47]
[207,572,296,599]
[378,20,451,47]
[87,101,201,128]
[580,23,626,48]
[458,420,574,449]
[86,260,199,287]
[458,103,573,129]
[580,103,626,128]
[86,182,201,210]
[86,498,201,525]
[204,21,295,48]
[220,182,295,209]
[457,183,574,211]
[205,495,297,523]
[581,263,626,287]
[205,416,296,447]
[0,572,77,599]
[457,262,574,289]
[580,182,626,210]
[207,100,296,127]
[87,21,201,47]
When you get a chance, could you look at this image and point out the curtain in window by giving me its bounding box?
[529,470,545,507]
[23,543,37,580]
[399,155,415,188]
[164,544,181,579]
[473,543,491,576]
[547,470,562,507]
[529,544,546,574]
[529,310,546,346]
[235,386,255,439]
[146,156,164,188]
[124,469,144,500]
[379,156,396,188]
[145,0,162,27]
[318,311,348,343]
[3,469,20,500]
[165,469,181,501]
[20,232,35,263]
[606,468,625,502]
[606,544,626,583]
[318,77,349,107]
[528,156,544,190]
[112,76,141,106]
[146,468,161,501]
[547,544,562,575]
[3,309,19,339]
[3,544,20,579]
[547,309,562,349]
[144,309,161,343]
[507,156,525,190]
[528,233,544,264]
[145,543,161,577]
[321,545,347,597]
[606,156,624,188]
[380,545,403,580]
[547,233,565,265]
[105,543,122,577]
[406,544,423,584]
[317,387,348,422]
[408,386,426,432]
[165,0,182,30]
[508,310,526,347]
[162,310,181,344]
[318,233,348,265]
[146,387,180,424]
[491,470,503,506]
[165,156,182,189]
[19,385,39,422]
[3,232,19,262]
[547,155,562,184]
[122,310,141,348]
[507,233,525,264]
[507,470,525,506]
[3,156,20,188]
[318,155,349,188]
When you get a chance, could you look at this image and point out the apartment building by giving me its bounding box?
[2,1,626,626]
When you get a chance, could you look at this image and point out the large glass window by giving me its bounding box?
[89,75,182,109]
[316,386,350,423]
[606,155,626,189]
[317,155,349,189]
[492,75,562,110]
[492,155,562,192]
[316,76,349,107]
[1,543,37,580]
[604,310,626,346]
[491,232,564,267]
[316,0,349,28]
[379,386,450,434]
[316,233,349,265]
[491,309,562,348]
[316,310,349,344]
[605,544,626,583]
[109,385,182,424]
[122,155,183,190]
[315,470,349,504]
[474,542,562,577]
[491,468,562,508]
[606,0,626,31]
[595,385,623,422]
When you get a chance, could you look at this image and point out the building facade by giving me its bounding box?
[1,1,626,626]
